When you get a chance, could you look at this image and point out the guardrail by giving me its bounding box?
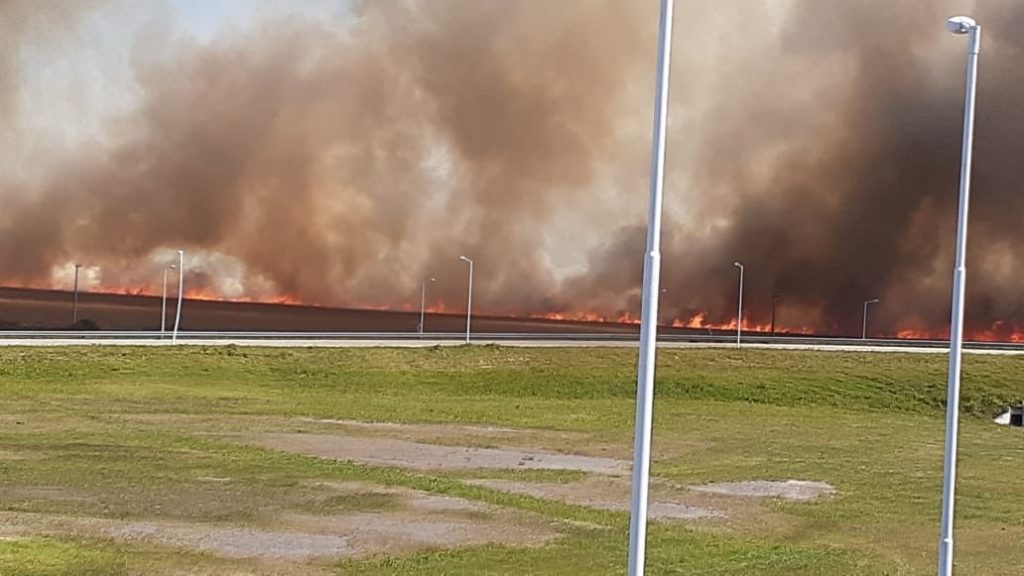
[1,330,1022,351]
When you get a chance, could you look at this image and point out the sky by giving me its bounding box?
[12,1,353,171]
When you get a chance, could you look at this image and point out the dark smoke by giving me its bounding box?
[576,0,1024,337]
[1,1,1022,337]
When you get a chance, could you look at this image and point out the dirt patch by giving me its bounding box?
[120,414,601,456]
[691,480,836,501]
[106,522,352,559]
[303,418,523,436]
[1,487,93,503]
[249,432,629,474]
[1,481,560,561]
[469,477,722,521]
[284,508,557,557]
[297,418,604,456]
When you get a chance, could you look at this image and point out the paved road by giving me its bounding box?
[2,331,1024,354]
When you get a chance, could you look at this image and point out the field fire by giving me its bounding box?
[9,4,1024,575]
[4,284,1024,343]
[2,1,1024,340]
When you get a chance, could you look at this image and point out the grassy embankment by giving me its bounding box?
[1,346,1023,575]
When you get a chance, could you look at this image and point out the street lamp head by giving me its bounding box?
[733,261,742,268]
[945,16,977,35]
[460,256,471,263]
[429,277,436,283]
[177,249,184,256]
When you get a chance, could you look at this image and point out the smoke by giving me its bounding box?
[573,0,1024,337]
[652,0,1024,337]
[0,0,653,311]
[1,1,1023,337]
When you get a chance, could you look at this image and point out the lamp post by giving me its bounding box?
[172,250,184,344]
[770,294,780,337]
[660,288,667,326]
[72,264,82,324]
[626,0,674,574]
[862,299,879,340]
[419,277,436,335]
[733,262,744,347]
[161,264,176,334]
[938,16,981,576]
[459,257,473,344]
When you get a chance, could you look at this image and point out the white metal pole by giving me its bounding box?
[862,299,878,340]
[938,17,981,576]
[72,264,81,324]
[862,301,868,340]
[734,262,743,347]
[467,262,472,343]
[419,277,435,335]
[420,281,426,335]
[161,268,169,334]
[771,294,780,337]
[460,257,473,344]
[627,0,674,574]
[172,250,184,344]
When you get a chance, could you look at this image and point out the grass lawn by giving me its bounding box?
[1,346,1023,574]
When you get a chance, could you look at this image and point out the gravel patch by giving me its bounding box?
[251,433,628,474]
[691,480,836,501]
[469,478,722,520]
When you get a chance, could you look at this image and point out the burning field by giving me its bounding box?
[0,287,651,333]
[3,1,1024,340]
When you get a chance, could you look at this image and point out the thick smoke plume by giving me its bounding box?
[0,0,1022,337]
[645,0,1024,338]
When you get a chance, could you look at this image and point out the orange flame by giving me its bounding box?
[669,313,810,335]
[22,278,1024,341]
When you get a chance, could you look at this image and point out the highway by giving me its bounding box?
[2,330,1024,354]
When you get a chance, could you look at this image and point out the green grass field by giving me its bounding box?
[1,346,1023,575]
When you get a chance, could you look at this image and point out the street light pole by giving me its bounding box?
[161,264,176,334]
[733,262,744,347]
[660,288,667,326]
[627,0,674,574]
[938,16,981,576]
[72,264,82,324]
[770,294,780,337]
[419,277,436,335]
[459,257,473,344]
[172,250,184,344]
[862,299,879,340]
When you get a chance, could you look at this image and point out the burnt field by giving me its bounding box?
[0,287,654,334]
